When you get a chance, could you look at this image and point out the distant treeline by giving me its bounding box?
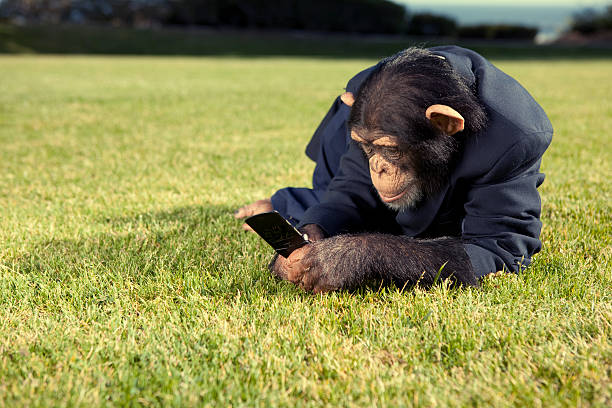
[165,0,406,34]
[571,5,612,34]
[406,13,537,41]
[0,0,539,40]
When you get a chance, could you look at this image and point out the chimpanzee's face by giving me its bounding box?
[350,130,422,211]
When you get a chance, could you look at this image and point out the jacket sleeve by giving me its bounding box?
[462,139,548,277]
[298,140,396,235]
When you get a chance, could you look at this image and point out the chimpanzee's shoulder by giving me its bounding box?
[432,46,553,136]
[435,46,553,182]
[464,72,554,182]
[457,110,553,183]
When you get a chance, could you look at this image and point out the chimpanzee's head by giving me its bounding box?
[346,48,487,211]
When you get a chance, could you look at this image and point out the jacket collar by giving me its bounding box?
[395,182,451,236]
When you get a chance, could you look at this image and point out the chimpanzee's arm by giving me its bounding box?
[272,232,478,293]
[298,140,396,235]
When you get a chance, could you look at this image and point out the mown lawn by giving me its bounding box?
[0,53,610,406]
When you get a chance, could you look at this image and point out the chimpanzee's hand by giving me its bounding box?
[269,244,312,282]
[299,224,326,242]
[234,198,274,231]
[298,235,370,293]
[269,224,326,282]
[271,234,370,294]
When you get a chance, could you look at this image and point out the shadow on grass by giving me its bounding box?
[1,23,612,60]
[3,205,290,300]
[2,204,436,301]
[2,204,572,304]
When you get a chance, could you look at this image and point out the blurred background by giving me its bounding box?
[0,0,610,57]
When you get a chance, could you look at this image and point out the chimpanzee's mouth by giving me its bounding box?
[378,190,407,203]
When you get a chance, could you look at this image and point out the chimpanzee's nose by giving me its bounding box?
[370,156,387,175]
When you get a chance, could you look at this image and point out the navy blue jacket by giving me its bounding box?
[272,46,553,278]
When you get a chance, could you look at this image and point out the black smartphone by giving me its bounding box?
[245,211,309,258]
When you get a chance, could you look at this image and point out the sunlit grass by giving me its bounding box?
[0,55,610,406]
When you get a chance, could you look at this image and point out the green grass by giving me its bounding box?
[0,52,610,406]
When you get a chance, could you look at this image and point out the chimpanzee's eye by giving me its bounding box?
[385,146,401,160]
[361,143,374,156]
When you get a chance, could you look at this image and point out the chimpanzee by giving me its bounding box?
[235,46,553,293]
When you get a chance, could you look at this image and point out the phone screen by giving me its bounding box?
[245,211,309,258]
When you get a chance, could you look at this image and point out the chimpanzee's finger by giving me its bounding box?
[286,262,306,284]
[312,283,335,294]
[233,203,257,219]
[284,245,310,283]
[299,267,320,292]
[269,254,289,280]
[297,248,322,291]
[234,199,274,220]
[234,206,246,218]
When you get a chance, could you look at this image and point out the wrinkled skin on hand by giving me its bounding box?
[270,230,370,294]
[234,198,274,231]
[270,245,310,282]
[269,224,327,286]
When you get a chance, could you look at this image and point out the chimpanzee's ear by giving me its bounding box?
[425,104,465,135]
[341,92,355,107]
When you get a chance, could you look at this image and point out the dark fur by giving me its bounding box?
[270,234,477,292]
[304,234,477,291]
[348,47,487,201]
[271,48,485,292]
